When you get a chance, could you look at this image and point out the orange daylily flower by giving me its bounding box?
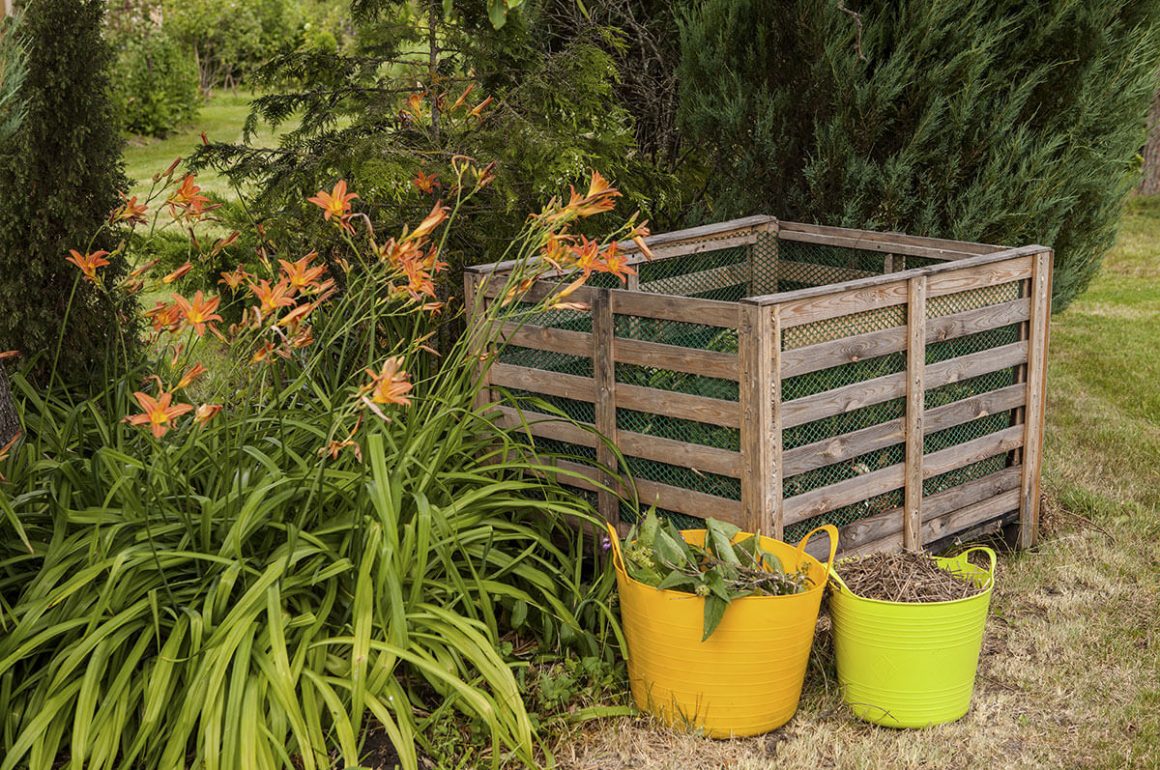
[307,181,358,232]
[362,356,412,408]
[413,171,440,194]
[128,259,159,280]
[0,350,19,361]
[219,265,251,291]
[566,170,620,218]
[278,301,317,329]
[468,95,493,119]
[173,292,223,336]
[404,202,449,243]
[111,193,149,225]
[167,175,213,219]
[124,390,194,439]
[249,279,297,317]
[290,325,314,349]
[279,253,327,291]
[175,362,207,390]
[210,231,241,257]
[194,403,222,427]
[144,301,183,334]
[251,340,277,364]
[593,247,636,284]
[450,83,475,111]
[65,249,111,283]
[162,262,193,284]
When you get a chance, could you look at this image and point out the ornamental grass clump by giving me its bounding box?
[619,510,811,640]
[0,157,646,769]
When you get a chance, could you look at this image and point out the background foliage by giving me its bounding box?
[678,0,1160,309]
[0,13,27,146]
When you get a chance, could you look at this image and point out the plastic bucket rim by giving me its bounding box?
[828,547,996,609]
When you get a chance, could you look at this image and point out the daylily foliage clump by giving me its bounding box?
[0,155,643,769]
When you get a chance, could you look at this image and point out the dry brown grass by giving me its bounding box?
[554,201,1160,770]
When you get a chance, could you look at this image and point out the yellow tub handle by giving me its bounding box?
[606,521,627,576]
[794,524,839,572]
[953,545,997,590]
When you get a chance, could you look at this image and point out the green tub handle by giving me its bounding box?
[948,546,997,591]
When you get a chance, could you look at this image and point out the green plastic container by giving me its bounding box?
[828,547,996,728]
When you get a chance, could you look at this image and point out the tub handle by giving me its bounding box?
[953,545,997,590]
[605,521,627,575]
[794,524,839,572]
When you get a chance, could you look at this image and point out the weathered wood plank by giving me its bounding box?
[904,276,927,551]
[778,220,1000,256]
[592,290,619,527]
[627,232,759,264]
[489,364,596,402]
[639,261,750,296]
[781,325,907,378]
[739,303,778,536]
[618,431,743,479]
[781,384,1025,478]
[610,289,740,328]
[500,323,591,358]
[778,228,978,260]
[927,256,1033,298]
[613,338,739,380]
[1019,250,1053,547]
[493,405,597,447]
[927,299,1029,342]
[633,479,746,526]
[781,340,1027,429]
[479,276,599,305]
[783,464,906,526]
[777,280,910,328]
[923,425,1025,479]
[923,489,1020,543]
[770,309,785,539]
[616,384,740,428]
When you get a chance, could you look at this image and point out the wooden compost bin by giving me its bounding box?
[465,216,1052,555]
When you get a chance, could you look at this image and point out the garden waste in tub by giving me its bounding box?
[608,512,995,735]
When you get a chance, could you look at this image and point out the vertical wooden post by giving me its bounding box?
[740,302,780,538]
[903,275,927,551]
[1018,250,1053,548]
[592,289,620,531]
[463,272,493,413]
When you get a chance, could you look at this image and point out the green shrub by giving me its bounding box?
[0,161,634,769]
[0,0,134,388]
[111,28,200,137]
[0,13,27,146]
[679,0,1160,309]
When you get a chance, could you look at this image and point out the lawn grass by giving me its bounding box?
[122,90,281,199]
[563,199,1160,769]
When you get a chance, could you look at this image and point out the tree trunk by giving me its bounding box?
[1140,89,1160,195]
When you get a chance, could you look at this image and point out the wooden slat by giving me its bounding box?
[494,405,597,447]
[778,220,1000,256]
[628,232,759,264]
[778,227,978,260]
[776,260,878,286]
[927,299,1029,342]
[616,384,740,428]
[820,465,1023,555]
[1019,250,1053,548]
[923,425,1025,479]
[927,255,1032,297]
[781,384,1025,478]
[640,261,749,296]
[904,276,927,551]
[618,432,743,479]
[592,290,619,527]
[781,326,907,378]
[923,489,1020,543]
[614,338,739,380]
[500,323,591,358]
[480,276,598,305]
[489,364,596,402]
[778,280,909,328]
[781,340,1028,429]
[610,289,740,328]
[745,246,1046,307]
[783,464,906,526]
[770,309,785,539]
[633,479,745,526]
[739,304,778,536]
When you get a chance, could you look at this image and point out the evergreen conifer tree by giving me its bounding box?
[679,0,1160,308]
[0,0,131,384]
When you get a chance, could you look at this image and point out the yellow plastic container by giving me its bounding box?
[828,547,996,728]
[608,523,837,738]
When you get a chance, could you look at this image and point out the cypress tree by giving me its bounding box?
[0,0,130,384]
[679,0,1160,309]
